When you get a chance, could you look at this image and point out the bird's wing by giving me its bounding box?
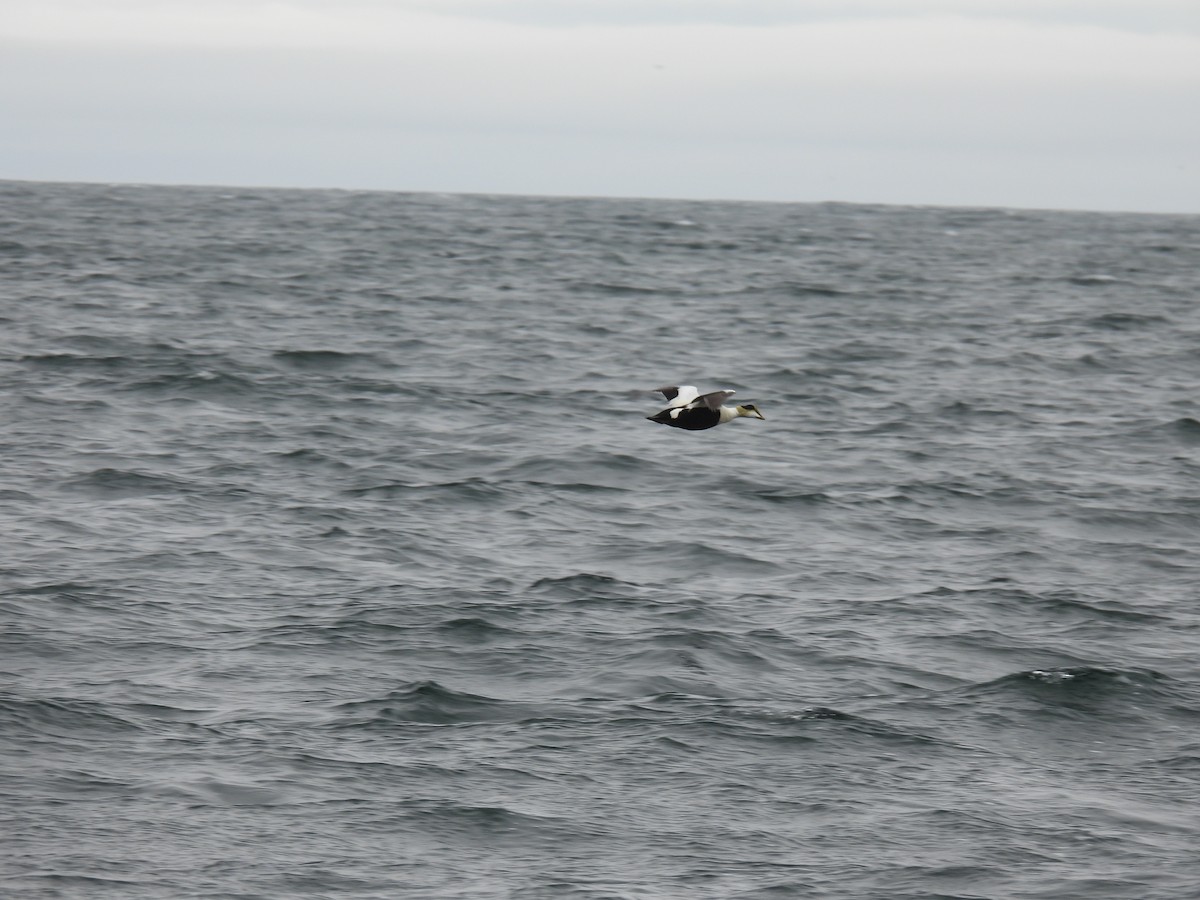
[656,385,699,408]
[689,390,735,410]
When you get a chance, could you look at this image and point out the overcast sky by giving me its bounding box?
[2,0,1198,212]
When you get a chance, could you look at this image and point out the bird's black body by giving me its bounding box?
[646,407,721,430]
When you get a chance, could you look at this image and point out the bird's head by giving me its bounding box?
[737,404,765,420]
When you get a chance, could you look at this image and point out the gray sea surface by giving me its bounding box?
[3,180,1200,899]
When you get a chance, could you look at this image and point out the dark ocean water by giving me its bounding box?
[3,180,1200,899]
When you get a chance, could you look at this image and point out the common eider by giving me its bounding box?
[646,385,765,431]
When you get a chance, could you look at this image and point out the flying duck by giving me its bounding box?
[646,385,765,431]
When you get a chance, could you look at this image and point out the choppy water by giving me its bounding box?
[3,180,1200,899]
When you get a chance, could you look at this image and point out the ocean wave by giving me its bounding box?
[330,680,548,728]
[1086,311,1172,330]
[344,477,509,502]
[528,572,638,598]
[61,468,193,498]
[739,484,832,506]
[0,694,147,737]
[949,666,1183,719]
[271,349,383,371]
[1159,416,1200,444]
[434,616,521,642]
[390,799,573,837]
[18,352,136,372]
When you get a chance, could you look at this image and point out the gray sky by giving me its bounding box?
[2,0,1198,212]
